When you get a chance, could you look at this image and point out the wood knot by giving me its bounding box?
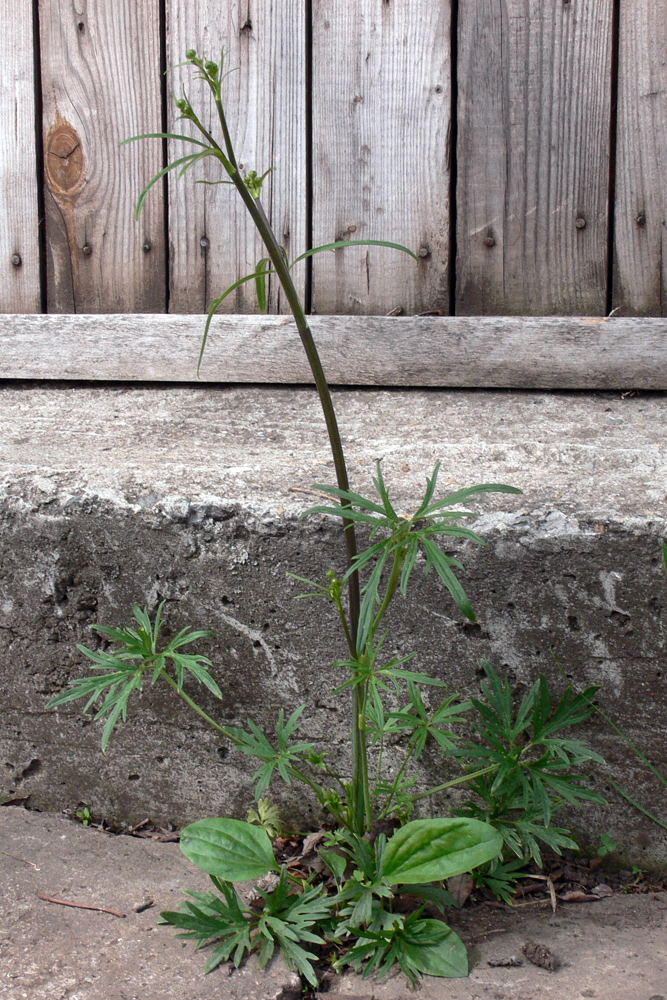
[45,119,85,197]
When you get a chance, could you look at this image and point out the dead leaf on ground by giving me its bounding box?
[448,873,475,908]
[558,884,613,903]
[302,831,325,856]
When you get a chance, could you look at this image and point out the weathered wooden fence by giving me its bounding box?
[1,1,666,385]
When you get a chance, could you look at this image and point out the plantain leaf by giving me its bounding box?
[180,818,279,881]
[383,817,502,885]
[402,920,468,978]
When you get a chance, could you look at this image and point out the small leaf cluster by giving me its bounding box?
[224,706,314,799]
[46,604,218,750]
[162,868,332,985]
[453,661,605,864]
[246,798,284,840]
[306,460,521,650]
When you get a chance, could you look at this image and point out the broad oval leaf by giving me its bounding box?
[180,817,278,881]
[383,817,502,885]
[403,920,468,978]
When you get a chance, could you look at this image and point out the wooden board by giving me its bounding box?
[1,314,665,388]
[456,0,613,315]
[39,0,165,312]
[166,0,306,314]
[614,0,667,314]
[311,0,451,315]
[0,1,41,313]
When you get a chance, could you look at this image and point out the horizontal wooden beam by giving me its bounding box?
[0,314,665,389]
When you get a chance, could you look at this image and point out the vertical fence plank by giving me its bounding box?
[39,1,165,313]
[311,0,451,316]
[0,2,41,313]
[614,0,667,315]
[167,0,306,315]
[457,0,613,315]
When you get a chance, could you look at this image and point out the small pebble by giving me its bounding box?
[132,899,154,913]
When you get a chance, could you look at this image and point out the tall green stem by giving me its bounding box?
[190,112,368,833]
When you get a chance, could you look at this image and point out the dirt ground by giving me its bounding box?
[1,806,666,1000]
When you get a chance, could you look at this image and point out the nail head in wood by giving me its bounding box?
[418,246,430,258]
[484,235,496,247]
[82,244,92,255]
[636,212,647,227]
[11,254,22,267]
[575,217,586,229]
[143,242,152,253]
[200,237,209,250]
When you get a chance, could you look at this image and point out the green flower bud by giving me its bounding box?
[175,98,186,112]
[205,60,218,75]
[185,48,197,60]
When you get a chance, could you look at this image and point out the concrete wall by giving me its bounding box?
[1,384,666,866]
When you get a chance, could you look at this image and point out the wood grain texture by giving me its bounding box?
[614,0,667,314]
[457,0,613,315]
[1,314,665,388]
[39,0,165,312]
[0,1,41,313]
[166,0,306,314]
[311,0,451,315]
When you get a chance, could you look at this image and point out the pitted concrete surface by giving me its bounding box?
[2,807,666,1000]
[1,385,666,863]
[0,806,300,1000]
[2,384,666,515]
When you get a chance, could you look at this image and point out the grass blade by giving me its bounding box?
[291,239,419,266]
[198,268,276,374]
[134,155,200,218]
[121,132,209,149]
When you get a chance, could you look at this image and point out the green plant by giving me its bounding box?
[452,662,605,866]
[46,47,604,987]
[597,833,618,859]
[76,805,92,827]
[246,798,284,840]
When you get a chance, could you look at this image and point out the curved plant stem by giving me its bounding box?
[185,108,367,833]
[162,672,234,739]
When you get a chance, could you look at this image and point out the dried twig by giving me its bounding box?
[2,851,39,871]
[123,817,150,836]
[38,893,125,918]
[465,927,513,944]
[288,486,339,502]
